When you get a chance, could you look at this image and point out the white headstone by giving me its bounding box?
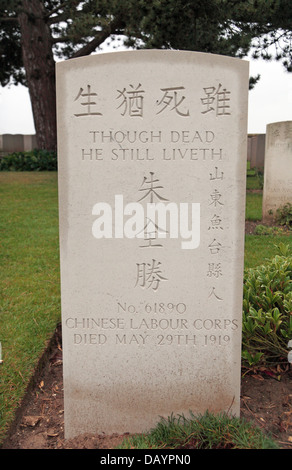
[56,50,249,439]
[263,121,292,222]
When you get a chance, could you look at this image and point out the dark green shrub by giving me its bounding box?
[242,243,292,367]
[254,224,283,235]
[275,203,292,230]
[0,149,57,171]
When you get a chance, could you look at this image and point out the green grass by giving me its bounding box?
[246,175,261,190]
[0,171,290,445]
[0,172,60,442]
[245,192,262,220]
[244,234,292,269]
[244,190,292,268]
[118,411,278,449]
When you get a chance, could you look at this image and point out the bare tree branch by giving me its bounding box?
[47,9,82,26]
[0,16,19,23]
[45,1,68,21]
[70,17,125,58]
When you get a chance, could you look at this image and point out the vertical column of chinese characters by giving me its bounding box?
[115,83,163,292]
[133,85,190,292]
[201,83,231,303]
[115,83,165,292]
[115,83,168,292]
[135,172,169,292]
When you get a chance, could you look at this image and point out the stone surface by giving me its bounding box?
[56,50,249,439]
[2,134,24,153]
[262,121,292,222]
[249,134,265,169]
[0,134,37,154]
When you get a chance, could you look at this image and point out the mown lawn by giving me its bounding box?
[0,172,60,442]
[244,191,292,268]
[0,171,291,443]
[245,192,262,221]
[244,234,292,269]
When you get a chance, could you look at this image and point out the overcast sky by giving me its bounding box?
[0,52,291,135]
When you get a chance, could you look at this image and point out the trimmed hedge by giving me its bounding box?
[0,149,57,171]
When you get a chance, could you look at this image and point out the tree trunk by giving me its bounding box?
[18,0,57,151]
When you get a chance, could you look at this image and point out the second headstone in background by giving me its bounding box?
[263,121,292,222]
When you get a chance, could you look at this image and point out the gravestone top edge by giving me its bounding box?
[266,120,292,129]
[56,49,250,70]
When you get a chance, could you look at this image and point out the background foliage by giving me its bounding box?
[0,150,57,171]
[242,243,292,367]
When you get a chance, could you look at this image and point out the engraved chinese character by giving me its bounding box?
[209,189,224,207]
[156,86,190,116]
[116,83,145,117]
[208,287,223,301]
[272,129,280,138]
[138,172,169,203]
[208,214,223,231]
[74,85,102,116]
[201,83,231,116]
[208,239,222,254]
[210,167,224,181]
[136,172,169,248]
[138,218,167,248]
[284,122,292,139]
[207,263,223,278]
[135,259,168,291]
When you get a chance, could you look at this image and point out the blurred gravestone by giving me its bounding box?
[263,121,292,222]
[250,134,265,169]
[0,134,36,155]
[2,134,24,153]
